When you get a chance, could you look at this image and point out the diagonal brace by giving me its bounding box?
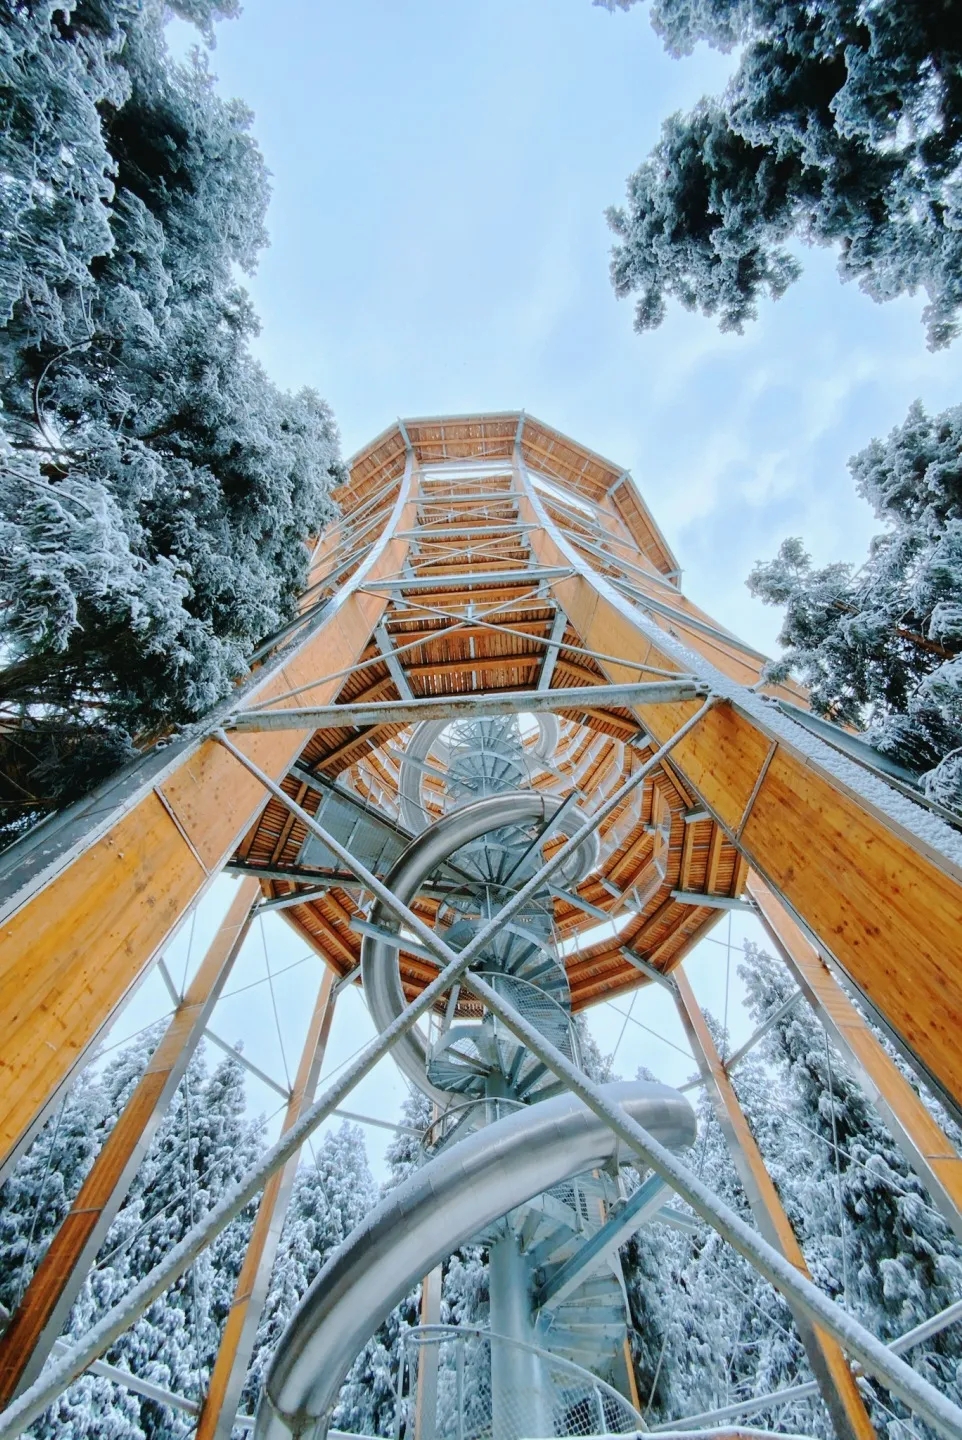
[535,1173,668,1309]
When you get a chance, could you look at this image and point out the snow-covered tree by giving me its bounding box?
[739,942,962,1435]
[0,1066,106,1314]
[0,0,341,845]
[243,1122,378,1419]
[0,1030,264,1440]
[748,400,962,806]
[598,0,962,349]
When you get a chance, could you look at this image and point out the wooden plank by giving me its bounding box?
[673,967,876,1440]
[0,878,261,1403]
[195,965,338,1440]
[747,874,962,1241]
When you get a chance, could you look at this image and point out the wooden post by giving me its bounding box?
[518,461,962,1117]
[747,873,962,1242]
[673,967,877,1440]
[194,964,338,1440]
[0,877,260,1404]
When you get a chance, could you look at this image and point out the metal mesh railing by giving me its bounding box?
[394,1325,642,1440]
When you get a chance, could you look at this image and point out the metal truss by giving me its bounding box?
[6,699,962,1440]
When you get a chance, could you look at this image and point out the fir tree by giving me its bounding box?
[748,401,962,806]
[0,1066,107,1314]
[598,0,962,349]
[30,1036,261,1440]
[739,941,962,1435]
[243,1122,378,1420]
[0,0,342,844]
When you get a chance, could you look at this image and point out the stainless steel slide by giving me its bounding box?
[254,1080,695,1440]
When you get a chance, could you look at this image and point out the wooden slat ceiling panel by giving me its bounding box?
[234,413,757,1010]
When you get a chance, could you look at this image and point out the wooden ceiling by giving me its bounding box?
[234,414,781,1013]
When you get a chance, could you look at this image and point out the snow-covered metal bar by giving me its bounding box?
[228,680,708,732]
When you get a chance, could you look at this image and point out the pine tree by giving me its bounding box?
[243,1122,378,1420]
[0,1065,106,1313]
[598,0,962,349]
[0,0,342,844]
[748,401,962,806]
[739,941,962,1434]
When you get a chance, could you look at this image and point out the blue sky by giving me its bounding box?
[118,0,962,1176]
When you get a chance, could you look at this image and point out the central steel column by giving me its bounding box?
[488,1231,550,1440]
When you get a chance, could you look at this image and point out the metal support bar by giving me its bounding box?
[747,874,962,1243]
[195,967,339,1439]
[535,1174,668,1308]
[619,946,676,991]
[654,1206,701,1234]
[547,883,613,922]
[229,681,709,733]
[0,878,261,1406]
[723,990,803,1074]
[349,918,442,969]
[672,967,876,1440]
[374,622,415,701]
[203,1030,291,1100]
[671,890,752,912]
[360,566,573,591]
[258,887,333,911]
[537,608,568,691]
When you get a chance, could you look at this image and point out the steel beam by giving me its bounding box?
[723,990,803,1074]
[537,608,568,691]
[203,1030,290,1100]
[535,1173,668,1309]
[361,566,571,591]
[619,946,676,991]
[748,874,962,1243]
[672,967,876,1440]
[229,681,708,733]
[0,878,261,1404]
[374,622,415,701]
[671,890,752,912]
[195,967,338,1440]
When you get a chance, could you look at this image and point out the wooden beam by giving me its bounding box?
[747,873,962,1242]
[195,964,338,1439]
[0,877,261,1404]
[519,478,962,1114]
[0,475,418,1169]
[673,967,877,1440]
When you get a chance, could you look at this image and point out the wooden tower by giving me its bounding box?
[2,412,962,1439]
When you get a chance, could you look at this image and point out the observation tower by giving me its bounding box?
[2,414,962,1440]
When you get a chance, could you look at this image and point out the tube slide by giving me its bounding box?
[254,1080,696,1440]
